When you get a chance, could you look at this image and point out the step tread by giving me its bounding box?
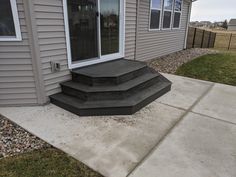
[50,76,171,110]
[61,72,160,93]
[72,59,147,78]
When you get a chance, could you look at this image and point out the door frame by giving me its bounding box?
[63,0,126,69]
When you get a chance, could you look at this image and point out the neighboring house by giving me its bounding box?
[0,0,195,114]
[228,19,236,31]
[189,21,226,29]
[198,21,212,28]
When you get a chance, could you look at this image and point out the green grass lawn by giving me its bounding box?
[175,52,236,86]
[0,148,103,177]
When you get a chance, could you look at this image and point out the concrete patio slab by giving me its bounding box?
[0,101,184,177]
[1,74,236,177]
[193,83,236,124]
[159,74,213,110]
[129,112,236,177]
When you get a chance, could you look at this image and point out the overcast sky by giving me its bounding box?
[191,0,236,22]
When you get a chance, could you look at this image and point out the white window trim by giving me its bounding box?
[162,0,174,30]
[149,0,163,31]
[0,0,22,41]
[172,0,183,29]
[63,0,125,69]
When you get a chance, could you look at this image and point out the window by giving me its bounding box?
[149,0,182,31]
[150,0,162,30]
[173,0,182,28]
[0,0,21,41]
[162,0,174,29]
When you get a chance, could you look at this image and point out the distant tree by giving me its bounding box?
[222,20,228,29]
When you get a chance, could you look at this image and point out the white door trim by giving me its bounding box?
[62,0,126,69]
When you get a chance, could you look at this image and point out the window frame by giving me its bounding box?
[0,0,22,41]
[162,0,174,30]
[172,0,183,29]
[149,0,163,31]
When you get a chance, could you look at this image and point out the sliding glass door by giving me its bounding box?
[66,0,124,67]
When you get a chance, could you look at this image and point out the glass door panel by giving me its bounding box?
[67,0,98,61]
[100,0,120,56]
[66,0,123,67]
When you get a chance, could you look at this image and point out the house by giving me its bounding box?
[190,21,212,28]
[228,19,236,31]
[0,0,195,115]
[196,21,212,28]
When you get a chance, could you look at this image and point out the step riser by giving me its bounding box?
[132,84,171,114]
[61,86,88,100]
[72,66,148,86]
[80,84,171,116]
[51,97,133,116]
[61,75,160,101]
[72,73,91,86]
[115,67,149,85]
[50,83,171,116]
[50,98,81,115]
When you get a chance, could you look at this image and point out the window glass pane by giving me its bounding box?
[151,0,161,9]
[67,0,98,61]
[173,12,181,28]
[164,0,174,10]
[163,11,171,28]
[0,0,16,36]
[175,0,182,11]
[150,10,160,29]
[100,0,120,55]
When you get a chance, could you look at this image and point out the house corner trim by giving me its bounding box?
[23,0,47,105]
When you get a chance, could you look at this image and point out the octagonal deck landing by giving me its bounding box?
[50,59,171,116]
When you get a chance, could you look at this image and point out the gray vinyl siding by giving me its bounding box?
[136,0,190,61]
[0,0,37,106]
[125,0,137,60]
[33,0,137,97]
[34,0,71,97]
[228,26,236,31]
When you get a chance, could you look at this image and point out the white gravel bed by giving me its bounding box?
[148,48,218,74]
[0,114,51,158]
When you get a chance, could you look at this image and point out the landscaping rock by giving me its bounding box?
[148,48,218,74]
[0,114,51,158]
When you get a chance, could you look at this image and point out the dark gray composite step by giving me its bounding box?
[50,59,172,116]
[72,59,148,86]
[50,75,171,116]
[61,72,160,101]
